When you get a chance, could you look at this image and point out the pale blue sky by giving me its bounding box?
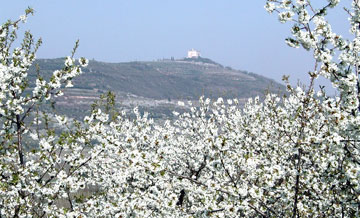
[0,1,351,91]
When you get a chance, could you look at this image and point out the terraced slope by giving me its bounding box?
[28,58,284,119]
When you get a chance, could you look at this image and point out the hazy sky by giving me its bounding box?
[0,1,352,91]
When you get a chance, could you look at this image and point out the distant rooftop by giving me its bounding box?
[187,49,201,58]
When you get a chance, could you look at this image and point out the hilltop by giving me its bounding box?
[29,57,285,119]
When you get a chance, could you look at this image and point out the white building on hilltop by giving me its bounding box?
[187,49,201,58]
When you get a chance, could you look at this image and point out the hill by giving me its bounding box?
[28,58,285,119]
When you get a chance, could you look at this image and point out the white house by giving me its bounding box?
[187,49,201,58]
